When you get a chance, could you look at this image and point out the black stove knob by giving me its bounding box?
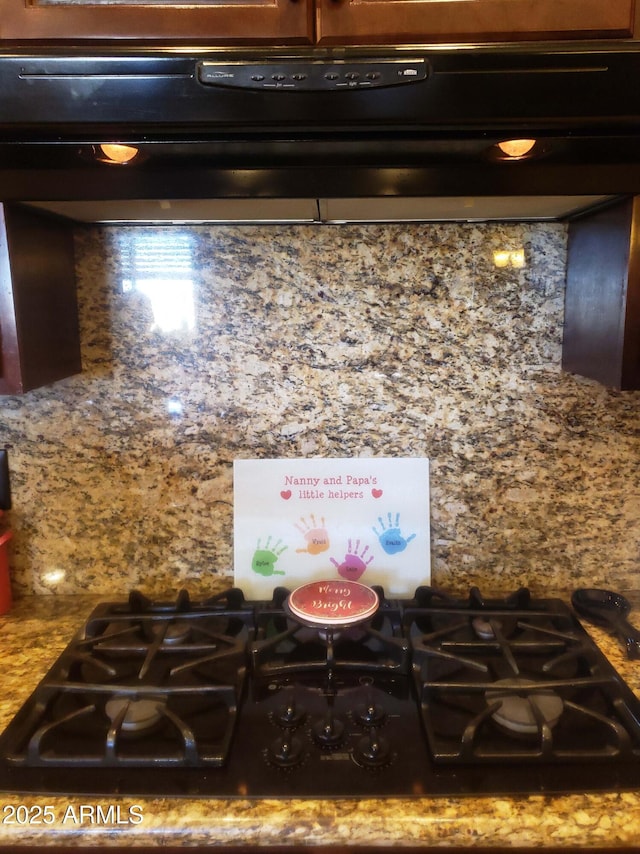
[267,734,304,768]
[312,714,346,747]
[273,698,306,728]
[354,728,391,768]
[354,702,386,728]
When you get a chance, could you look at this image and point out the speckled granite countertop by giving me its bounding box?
[1,593,640,850]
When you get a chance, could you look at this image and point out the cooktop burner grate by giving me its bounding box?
[1,585,640,797]
[251,585,409,679]
[2,588,254,769]
[405,586,640,764]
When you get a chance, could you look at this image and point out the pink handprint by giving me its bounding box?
[330,539,373,582]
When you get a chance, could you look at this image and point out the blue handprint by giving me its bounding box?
[372,512,416,556]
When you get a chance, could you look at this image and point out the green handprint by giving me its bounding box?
[251,536,287,577]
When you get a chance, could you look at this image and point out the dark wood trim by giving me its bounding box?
[0,203,81,394]
[563,196,640,390]
[0,206,22,394]
[623,198,640,389]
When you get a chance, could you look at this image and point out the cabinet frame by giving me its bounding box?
[0,204,81,395]
[0,0,314,43]
[314,0,635,44]
[0,0,633,44]
[564,197,640,391]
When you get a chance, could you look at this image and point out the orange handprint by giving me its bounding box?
[295,514,330,555]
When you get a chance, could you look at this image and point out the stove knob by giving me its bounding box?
[354,702,386,728]
[273,699,306,728]
[354,728,391,768]
[267,734,304,768]
[312,715,346,747]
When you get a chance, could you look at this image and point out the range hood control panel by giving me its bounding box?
[198,58,428,91]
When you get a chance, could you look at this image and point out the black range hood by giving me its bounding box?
[1,44,640,221]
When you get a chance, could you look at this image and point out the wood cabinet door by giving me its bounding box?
[0,204,80,395]
[0,0,313,43]
[315,0,635,45]
[564,197,640,391]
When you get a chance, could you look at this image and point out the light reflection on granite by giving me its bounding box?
[0,223,638,598]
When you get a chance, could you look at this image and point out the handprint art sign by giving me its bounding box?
[234,457,430,599]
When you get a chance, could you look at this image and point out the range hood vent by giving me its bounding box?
[24,196,616,225]
[3,46,640,220]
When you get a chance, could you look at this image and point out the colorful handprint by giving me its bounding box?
[330,539,373,582]
[251,536,287,576]
[373,512,416,555]
[295,514,330,555]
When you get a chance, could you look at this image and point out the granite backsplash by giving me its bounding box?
[1,221,638,599]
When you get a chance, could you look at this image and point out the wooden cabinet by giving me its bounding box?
[315,0,635,45]
[0,0,314,43]
[0,0,633,44]
[564,197,640,391]
[0,204,81,395]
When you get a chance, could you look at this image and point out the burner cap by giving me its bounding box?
[486,678,564,736]
[105,697,164,733]
[472,616,501,640]
[287,580,379,629]
[149,620,192,646]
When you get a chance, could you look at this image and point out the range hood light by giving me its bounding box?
[97,143,140,165]
[495,139,538,160]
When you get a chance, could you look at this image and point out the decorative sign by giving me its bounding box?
[287,579,380,628]
[233,457,430,599]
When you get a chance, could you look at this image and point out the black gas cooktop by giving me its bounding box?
[1,585,640,798]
